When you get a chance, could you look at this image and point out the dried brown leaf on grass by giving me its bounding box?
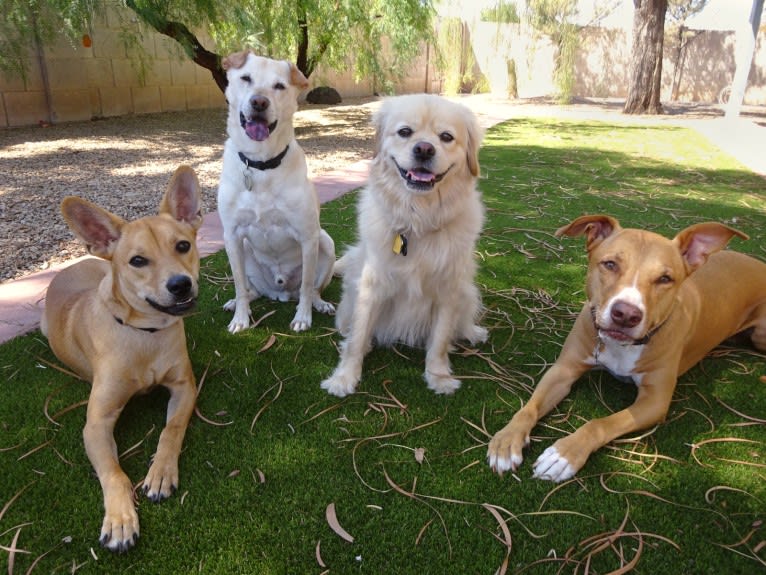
[194,362,234,427]
[325,502,354,543]
[689,437,762,468]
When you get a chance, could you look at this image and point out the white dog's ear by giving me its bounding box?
[464,110,483,177]
[372,105,388,159]
[288,62,309,90]
[222,50,252,71]
[160,165,203,231]
[61,197,125,260]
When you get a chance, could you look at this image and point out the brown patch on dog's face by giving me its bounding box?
[374,95,481,195]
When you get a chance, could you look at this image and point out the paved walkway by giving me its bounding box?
[1,95,764,344]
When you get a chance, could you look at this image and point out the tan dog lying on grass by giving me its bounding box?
[321,94,487,397]
[41,166,203,552]
[488,214,766,482]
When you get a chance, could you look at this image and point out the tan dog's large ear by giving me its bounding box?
[61,197,124,260]
[288,62,309,90]
[674,222,748,271]
[555,214,620,252]
[160,165,203,231]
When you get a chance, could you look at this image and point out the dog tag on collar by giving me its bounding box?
[392,233,408,256]
[243,170,253,191]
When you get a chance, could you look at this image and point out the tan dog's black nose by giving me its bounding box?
[167,275,193,299]
[611,301,642,328]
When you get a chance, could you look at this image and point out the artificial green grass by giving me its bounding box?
[1,117,764,574]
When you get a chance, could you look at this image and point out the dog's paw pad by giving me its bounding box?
[532,447,576,483]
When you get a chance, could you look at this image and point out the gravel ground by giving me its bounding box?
[0,98,378,283]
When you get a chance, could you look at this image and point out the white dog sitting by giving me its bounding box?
[217,51,336,333]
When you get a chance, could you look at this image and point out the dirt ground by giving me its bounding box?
[0,98,378,283]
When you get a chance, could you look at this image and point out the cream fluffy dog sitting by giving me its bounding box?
[321,94,487,397]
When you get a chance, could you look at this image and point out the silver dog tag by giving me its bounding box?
[243,170,253,191]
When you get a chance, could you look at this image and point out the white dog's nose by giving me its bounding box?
[250,95,269,112]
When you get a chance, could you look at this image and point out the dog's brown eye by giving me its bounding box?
[129,255,149,268]
[241,74,252,84]
[657,274,673,285]
[440,132,454,143]
[176,241,191,254]
[274,82,286,90]
[601,260,617,272]
[397,127,413,138]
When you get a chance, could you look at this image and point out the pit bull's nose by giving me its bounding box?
[250,95,270,112]
[611,301,643,328]
[167,275,193,299]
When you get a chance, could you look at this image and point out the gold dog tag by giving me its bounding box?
[392,233,408,256]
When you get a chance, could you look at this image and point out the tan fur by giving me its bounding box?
[488,214,766,482]
[42,166,202,552]
[217,50,334,333]
[321,94,487,397]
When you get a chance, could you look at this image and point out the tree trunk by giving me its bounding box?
[623,0,668,115]
[125,0,227,93]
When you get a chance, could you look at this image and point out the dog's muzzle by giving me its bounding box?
[240,112,278,142]
[147,275,198,316]
[393,158,452,192]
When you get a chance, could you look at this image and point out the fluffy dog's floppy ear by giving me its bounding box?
[463,108,483,177]
[288,62,309,90]
[372,103,388,159]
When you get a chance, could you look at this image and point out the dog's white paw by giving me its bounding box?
[314,298,335,316]
[469,325,489,344]
[321,370,359,397]
[424,371,461,395]
[223,298,237,312]
[227,315,251,334]
[532,446,576,483]
[487,452,523,475]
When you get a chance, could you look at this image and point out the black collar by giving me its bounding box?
[238,145,289,171]
[114,316,161,333]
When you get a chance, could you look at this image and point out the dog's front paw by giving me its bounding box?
[313,297,335,316]
[468,325,489,344]
[99,486,140,553]
[532,446,577,483]
[143,458,178,503]
[290,309,312,332]
[321,369,359,397]
[223,298,237,312]
[424,371,461,395]
[487,427,529,475]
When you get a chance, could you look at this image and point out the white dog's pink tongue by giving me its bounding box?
[245,121,270,141]
[408,168,434,183]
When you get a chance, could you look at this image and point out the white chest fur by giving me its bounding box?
[592,337,645,385]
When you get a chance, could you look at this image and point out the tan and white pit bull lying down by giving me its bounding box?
[41,166,203,552]
[487,214,766,483]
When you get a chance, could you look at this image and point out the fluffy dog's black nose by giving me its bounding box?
[413,141,435,161]
[250,95,270,112]
[167,275,193,299]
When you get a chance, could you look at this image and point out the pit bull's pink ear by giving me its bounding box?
[289,62,309,90]
[61,197,124,260]
[555,214,620,251]
[160,165,203,231]
[674,222,748,270]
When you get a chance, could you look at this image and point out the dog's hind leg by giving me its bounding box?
[312,229,336,315]
[748,302,766,352]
